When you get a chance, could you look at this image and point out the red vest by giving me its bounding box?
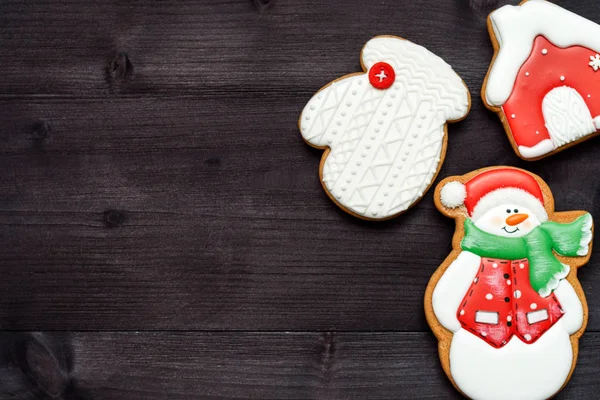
[457,257,564,348]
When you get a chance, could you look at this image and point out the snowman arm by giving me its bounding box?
[553,279,584,335]
[432,251,482,332]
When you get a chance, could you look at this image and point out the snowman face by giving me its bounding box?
[473,204,541,237]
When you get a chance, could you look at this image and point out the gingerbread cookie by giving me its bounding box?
[483,0,600,160]
[425,166,594,400]
[299,35,470,220]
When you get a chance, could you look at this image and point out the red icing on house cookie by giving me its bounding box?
[502,36,600,155]
[484,0,600,159]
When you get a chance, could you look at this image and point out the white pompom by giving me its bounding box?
[440,181,467,209]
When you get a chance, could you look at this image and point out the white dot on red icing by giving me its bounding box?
[507,316,512,322]
[542,49,548,55]
[486,293,493,300]
[560,76,565,81]
[514,290,522,299]
[519,263,525,269]
[536,131,539,134]
[474,278,478,283]
[492,263,498,268]
[524,334,532,341]
[460,310,465,316]
[511,114,516,119]
[589,95,592,98]
[530,303,537,310]
[481,332,487,337]
[525,72,530,76]
[507,280,511,285]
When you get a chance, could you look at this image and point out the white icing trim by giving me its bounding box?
[471,188,548,223]
[439,181,467,208]
[432,251,481,333]
[594,116,600,130]
[538,263,570,298]
[553,279,584,334]
[526,309,549,324]
[577,213,593,256]
[486,0,600,106]
[518,139,556,159]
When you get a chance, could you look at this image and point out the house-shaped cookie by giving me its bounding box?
[484,0,600,160]
[300,36,470,220]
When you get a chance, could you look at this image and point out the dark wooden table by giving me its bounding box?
[1,0,599,398]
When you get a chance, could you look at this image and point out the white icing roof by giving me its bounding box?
[485,0,600,106]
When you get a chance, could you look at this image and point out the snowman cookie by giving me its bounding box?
[483,0,600,160]
[299,35,470,220]
[425,167,594,400]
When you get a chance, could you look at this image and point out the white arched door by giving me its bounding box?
[542,86,597,147]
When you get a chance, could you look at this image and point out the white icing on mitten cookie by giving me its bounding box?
[300,36,470,220]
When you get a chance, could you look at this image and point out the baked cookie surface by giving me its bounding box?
[300,35,470,220]
[483,0,600,160]
[425,166,593,400]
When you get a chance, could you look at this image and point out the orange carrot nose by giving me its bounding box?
[506,214,529,226]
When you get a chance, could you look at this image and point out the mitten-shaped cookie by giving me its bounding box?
[300,35,470,220]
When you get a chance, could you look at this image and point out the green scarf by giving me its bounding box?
[461,214,592,297]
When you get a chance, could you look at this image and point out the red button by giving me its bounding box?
[368,62,395,90]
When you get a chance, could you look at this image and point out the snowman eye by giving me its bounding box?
[514,209,519,213]
[506,209,511,214]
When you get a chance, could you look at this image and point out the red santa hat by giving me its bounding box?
[439,168,548,222]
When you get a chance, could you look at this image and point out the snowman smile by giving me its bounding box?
[502,226,520,234]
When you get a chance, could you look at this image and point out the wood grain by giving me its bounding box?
[1,331,599,400]
[1,0,600,398]
[1,95,599,331]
